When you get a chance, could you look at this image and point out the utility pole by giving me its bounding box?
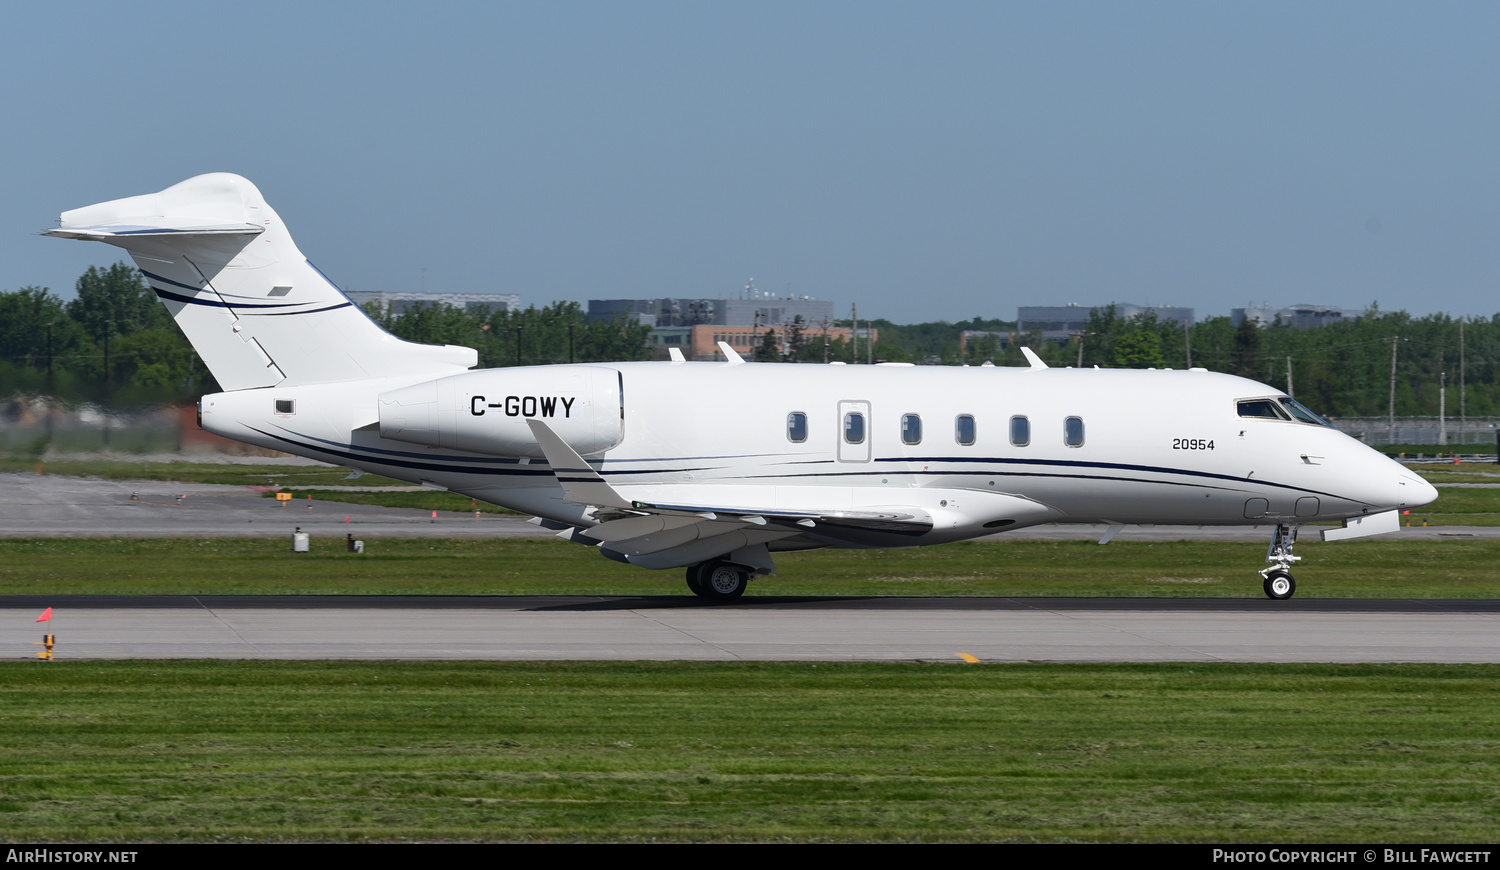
[1460,319,1466,436]
[515,325,523,367]
[1184,321,1192,368]
[1439,367,1447,446]
[851,304,858,364]
[1387,337,1400,437]
[1286,356,1294,398]
[567,322,575,364]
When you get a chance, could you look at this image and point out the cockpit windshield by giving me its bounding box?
[1237,396,1333,427]
[1279,397,1332,427]
[1237,399,1288,420]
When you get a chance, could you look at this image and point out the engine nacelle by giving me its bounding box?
[378,366,623,457]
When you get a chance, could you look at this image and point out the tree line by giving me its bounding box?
[0,263,657,407]
[1,262,1495,418]
[0,264,202,406]
[985,305,1499,419]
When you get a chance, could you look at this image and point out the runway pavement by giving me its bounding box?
[3,473,1495,541]
[4,473,1495,665]
[0,473,545,539]
[6,595,1500,663]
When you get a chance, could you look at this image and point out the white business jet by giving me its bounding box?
[47,174,1437,600]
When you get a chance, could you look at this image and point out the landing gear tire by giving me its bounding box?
[1263,570,1296,600]
[685,564,707,597]
[699,560,749,602]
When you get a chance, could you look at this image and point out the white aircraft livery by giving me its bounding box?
[47,174,1439,600]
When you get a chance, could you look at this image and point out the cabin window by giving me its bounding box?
[274,399,295,415]
[1279,398,1332,427]
[843,412,866,444]
[1010,415,1030,447]
[1237,399,1288,420]
[901,414,922,445]
[955,415,976,446]
[787,412,808,443]
[1064,416,1084,447]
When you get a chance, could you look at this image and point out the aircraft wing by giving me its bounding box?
[524,419,946,570]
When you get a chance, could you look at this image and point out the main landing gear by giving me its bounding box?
[1259,523,1301,600]
[686,559,751,601]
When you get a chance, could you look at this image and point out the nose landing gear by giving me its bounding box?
[1259,523,1301,599]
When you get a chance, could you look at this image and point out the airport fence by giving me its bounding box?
[0,394,271,457]
[1328,417,1500,448]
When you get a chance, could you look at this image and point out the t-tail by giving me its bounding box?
[45,173,476,389]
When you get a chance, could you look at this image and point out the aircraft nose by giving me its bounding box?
[1399,471,1438,511]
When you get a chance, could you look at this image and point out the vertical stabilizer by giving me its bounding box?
[46,173,476,389]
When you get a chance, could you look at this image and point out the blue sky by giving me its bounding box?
[3,2,1497,323]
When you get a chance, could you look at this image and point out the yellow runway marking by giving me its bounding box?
[955,653,980,663]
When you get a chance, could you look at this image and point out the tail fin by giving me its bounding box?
[46,173,476,390]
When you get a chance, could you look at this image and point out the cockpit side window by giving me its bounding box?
[1279,397,1332,427]
[1237,399,1288,420]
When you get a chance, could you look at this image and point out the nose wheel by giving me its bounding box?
[1263,570,1296,600]
[1258,523,1302,599]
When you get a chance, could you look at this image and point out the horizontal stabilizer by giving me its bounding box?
[1320,509,1400,542]
[44,222,263,241]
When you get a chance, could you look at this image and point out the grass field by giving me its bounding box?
[0,660,1495,842]
[0,536,1495,598]
[3,465,1496,843]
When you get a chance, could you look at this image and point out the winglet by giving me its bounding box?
[525,418,632,509]
[1020,347,1048,369]
[668,347,686,363]
[717,341,746,365]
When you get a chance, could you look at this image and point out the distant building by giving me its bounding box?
[1018,303,1194,342]
[588,296,836,329]
[646,324,874,361]
[958,330,1012,353]
[346,291,521,316]
[1231,303,1363,330]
